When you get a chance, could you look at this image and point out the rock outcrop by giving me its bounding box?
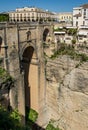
[46,55,88,130]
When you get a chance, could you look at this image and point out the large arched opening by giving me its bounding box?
[21,46,39,112]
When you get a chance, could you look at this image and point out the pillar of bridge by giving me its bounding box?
[9,47,25,124]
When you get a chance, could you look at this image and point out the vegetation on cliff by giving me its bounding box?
[0,103,62,130]
[0,105,23,130]
[0,67,13,83]
[0,105,39,130]
[0,67,14,96]
[50,43,88,63]
[46,123,61,130]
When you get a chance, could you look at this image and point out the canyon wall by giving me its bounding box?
[46,55,88,130]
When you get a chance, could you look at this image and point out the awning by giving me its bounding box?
[54,31,65,34]
[78,31,88,36]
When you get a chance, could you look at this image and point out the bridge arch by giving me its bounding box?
[21,44,39,112]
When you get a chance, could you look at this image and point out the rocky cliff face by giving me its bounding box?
[0,67,14,109]
[46,55,88,130]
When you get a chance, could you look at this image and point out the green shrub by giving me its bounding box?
[46,123,56,130]
[27,108,38,122]
[0,105,32,130]
[10,109,21,126]
[79,53,88,62]
[0,67,14,82]
[46,123,61,130]
[26,107,38,128]
[67,28,77,35]
[0,14,9,22]
[72,39,76,44]
[0,105,21,130]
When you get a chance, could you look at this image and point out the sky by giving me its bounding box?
[0,0,88,13]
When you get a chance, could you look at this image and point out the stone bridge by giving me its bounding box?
[0,22,54,125]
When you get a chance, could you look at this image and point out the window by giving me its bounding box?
[65,37,71,40]
[84,15,86,18]
[26,31,31,41]
[84,35,87,38]
[28,13,30,20]
[28,13,30,16]
[20,14,22,21]
[24,13,26,20]
[20,14,22,17]
[17,14,19,17]
[79,37,82,40]
[10,14,12,17]
[76,21,78,26]
[13,14,15,18]
[32,13,34,16]
[84,9,86,18]
[83,21,85,25]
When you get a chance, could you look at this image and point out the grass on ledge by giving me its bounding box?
[50,44,88,62]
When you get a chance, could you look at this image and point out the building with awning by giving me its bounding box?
[78,29,88,43]
[54,31,66,43]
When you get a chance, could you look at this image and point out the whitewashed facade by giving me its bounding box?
[73,4,88,27]
[9,7,55,22]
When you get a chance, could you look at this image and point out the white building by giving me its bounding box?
[56,12,72,22]
[54,12,72,27]
[9,6,55,22]
[73,3,88,27]
[54,31,66,43]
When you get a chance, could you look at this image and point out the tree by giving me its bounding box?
[0,14,9,22]
[67,28,77,36]
[72,39,76,45]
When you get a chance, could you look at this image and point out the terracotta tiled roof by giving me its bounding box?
[80,3,88,8]
[73,13,81,17]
